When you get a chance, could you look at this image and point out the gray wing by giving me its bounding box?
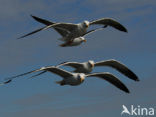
[86,72,130,93]
[0,80,12,86]
[56,61,84,68]
[50,23,78,33]
[82,26,106,37]
[45,67,73,78]
[1,67,73,85]
[90,18,128,32]
[2,67,46,84]
[31,15,69,37]
[17,23,77,39]
[30,71,47,78]
[94,59,139,81]
[17,26,47,39]
[32,20,78,34]
[17,23,65,39]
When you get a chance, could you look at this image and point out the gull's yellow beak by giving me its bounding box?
[80,76,85,82]
[83,39,87,42]
[91,63,94,68]
[86,24,89,28]
[80,78,84,82]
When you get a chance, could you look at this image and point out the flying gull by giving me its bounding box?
[56,59,139,81]
[59,26,105,47]
[17,15,128,43]
[0,66,130,93]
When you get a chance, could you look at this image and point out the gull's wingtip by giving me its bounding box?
[131,74,139,82]
[135,78,140,82]
[17,36,25,40]
[30,14,34,17]
[124,29,128,33]
[0,80,12,86]
[17,37,22,40]
[121,27,128,33]
[123,86,130,94]
[124,28,128,33]
[126,89,130,93]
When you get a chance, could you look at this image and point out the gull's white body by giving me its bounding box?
[57,21,89,47]
[57,22,88,41]
[74,61,94,73]
[59,73,85,86]
[59,37,86,47]
[70,37,85,46]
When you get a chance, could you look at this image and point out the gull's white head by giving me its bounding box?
[79,37,87,42]
[78,73,85,82]
[88,60,95,68]
[82,20,90,28]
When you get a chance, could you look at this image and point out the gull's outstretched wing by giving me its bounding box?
[1,67,73,85]
[31,15,70,37]
[1,68,45,84]
[56,61,84,68]
[45,23,78,33]
[89,18,128,32]
[17,23,77,39]
[31,15,54,25]
[30,71,47,78]
[0,80,12,86]
[17,26,47,39]
[86,72,130,93]
[82,26,106,37]
[44,67,73,78]
[94,59,139,81]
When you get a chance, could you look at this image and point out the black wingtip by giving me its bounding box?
[120,68,139,82]
[125,89,130,93]
[121,83,130,93]
[124,29,128,33]
[30,14,35,18]
[122,85,130,93]
[30,15,41,21]
[17,36,25,40]
[120,27,128,33]
[129,73,139,82]
[0,80,12,86]
[30,14,38,20]
[4,80,12,84]
[135,78,140,82]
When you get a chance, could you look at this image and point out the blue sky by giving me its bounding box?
[0,0,156,117]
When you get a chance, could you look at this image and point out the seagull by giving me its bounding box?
[56,59,139,81]
[17,15,128,42]
[59,26,105,47]
[0,66,130,93]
